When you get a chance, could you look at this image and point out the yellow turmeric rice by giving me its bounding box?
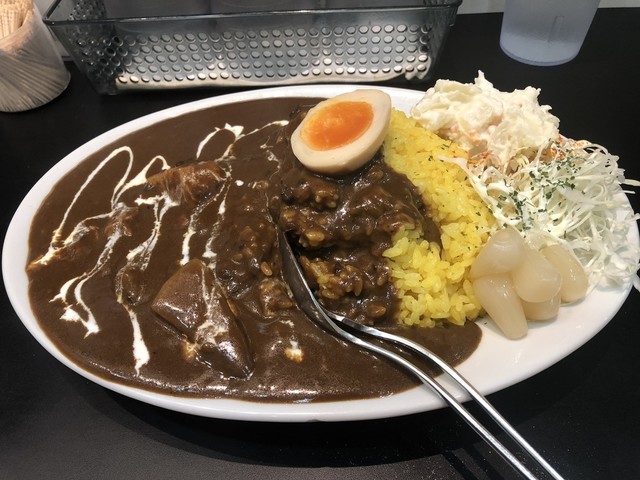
[383,110,495,327]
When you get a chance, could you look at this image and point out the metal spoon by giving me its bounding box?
[277,228,564,480]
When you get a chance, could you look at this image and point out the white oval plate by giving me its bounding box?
[3,85,638,422]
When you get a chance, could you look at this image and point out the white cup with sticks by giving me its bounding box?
[1,0,70,112]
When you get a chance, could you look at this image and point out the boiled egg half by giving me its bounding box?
[291,89,392,175]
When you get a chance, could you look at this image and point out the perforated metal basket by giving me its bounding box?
[44,0,461,94]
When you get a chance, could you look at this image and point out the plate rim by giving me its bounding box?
[2,84,637,422]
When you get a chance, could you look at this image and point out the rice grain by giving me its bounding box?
[383,110,495,327]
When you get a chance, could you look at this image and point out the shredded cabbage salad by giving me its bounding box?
[457,138,640,290]
[412,73,640,291]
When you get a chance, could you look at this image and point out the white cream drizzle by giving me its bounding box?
[180,224,197,266]
[194,263,230,347]
[123,307,150,373]
[196,123,245,159]
[126,193,177,267]
[180,124,244,264]
[51,204,132,336]
[201,188,231,262]
[36,147,171,372]
[36,119,291,374]
[180,182,230,265]
[264,150,281,164]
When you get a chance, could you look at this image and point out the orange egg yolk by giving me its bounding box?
[301,101,374,151]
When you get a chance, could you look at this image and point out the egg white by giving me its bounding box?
[290,89,392,176]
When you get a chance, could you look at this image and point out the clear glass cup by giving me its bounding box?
[500,0,600,66]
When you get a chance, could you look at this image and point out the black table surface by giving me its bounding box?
[1,9,639,480]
